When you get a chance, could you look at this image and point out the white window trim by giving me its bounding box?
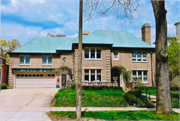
[84,69,102,82]
[84,48,102,60]
[19,55,30,65]
[132,70,148,83]
[132,51,148,62]
[113,52,119,60]
[42,56,53,65]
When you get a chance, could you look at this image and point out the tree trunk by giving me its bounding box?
[76,0,83,120]
[151,0,173,114]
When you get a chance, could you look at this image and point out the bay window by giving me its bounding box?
[132,70,148,83]
[84,69,101,82]
[84,48,101,59]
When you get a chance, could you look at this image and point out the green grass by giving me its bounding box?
[53,89,127,107]
[50,111,180,120]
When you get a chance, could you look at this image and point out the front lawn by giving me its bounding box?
[53,89,127,107]
[50,111,180,120]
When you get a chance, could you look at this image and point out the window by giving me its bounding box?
[84,70,89,81]
[132,70,148,83]
[113,52,118,60]
[42,56,52,65]
[20,56,30,65]
[84,69,101,82]
[132,51,147,62]
[84,48,101,59]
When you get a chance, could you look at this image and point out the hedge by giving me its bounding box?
[1,83,7,89]
[127,89,141,98]
[171,92,179,99]
[82,86,123,90]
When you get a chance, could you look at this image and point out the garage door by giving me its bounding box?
[15,74,56,88]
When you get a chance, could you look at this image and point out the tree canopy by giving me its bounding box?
[167,37,179,76]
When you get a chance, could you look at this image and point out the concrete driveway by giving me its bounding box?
[0,88,59,121]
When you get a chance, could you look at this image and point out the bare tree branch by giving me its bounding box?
[84,0,139,25]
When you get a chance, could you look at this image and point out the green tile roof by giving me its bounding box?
[12,30,154,53]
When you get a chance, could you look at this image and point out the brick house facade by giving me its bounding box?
[8,23,155,88]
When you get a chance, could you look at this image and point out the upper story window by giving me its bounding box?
[20,56,30,65]
[132,51,147,62]
[113,52,119,60]
[42,56,52,65]
[84,48,101,59]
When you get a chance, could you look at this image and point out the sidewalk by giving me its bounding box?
[50,107,180,113]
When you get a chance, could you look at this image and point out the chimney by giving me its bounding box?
[83,31,90,35]
[175,21,180,38]
[141,23,151,45]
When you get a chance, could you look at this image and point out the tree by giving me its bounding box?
[76,0,83,120]
[84,0,172,114]
[47,33,66,37]
[151,0,172,114]
[0,38,21,64]
[167,37,179,77]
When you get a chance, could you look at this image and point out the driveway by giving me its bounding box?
[0,88,59,121]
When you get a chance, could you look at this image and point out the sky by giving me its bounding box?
[0,0,180,46]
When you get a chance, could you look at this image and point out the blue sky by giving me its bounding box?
[1,0,180,46]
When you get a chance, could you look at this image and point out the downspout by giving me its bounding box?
[150,51,153,87]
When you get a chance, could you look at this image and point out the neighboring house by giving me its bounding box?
[8,23,156,88]
[0,52,8,84]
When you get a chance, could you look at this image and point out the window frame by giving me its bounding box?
[84,48,102,60]
[42,55,53,65]
[113,52,119,60]
[132,70,148,83]
[84,69,102,82]
[132,51,148,62]
[19,55,30,65]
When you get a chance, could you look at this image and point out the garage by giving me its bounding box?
[15,73,56,88]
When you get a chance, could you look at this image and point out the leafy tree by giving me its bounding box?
[167,37,179,76]
[47,33,66,37]
[0,38,21,64]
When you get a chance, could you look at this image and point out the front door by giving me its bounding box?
[111,68,120,87]
[62,74,66,87]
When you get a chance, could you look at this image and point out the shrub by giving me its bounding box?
[127,89,142,98]
[70,82,76,90]
[137,96,155,108]
[172,98,179,108]
[123,93,137,105]
[82,86,122,90]
[1,83,7,89]
[171,92,179,99]
[7,86,13,89]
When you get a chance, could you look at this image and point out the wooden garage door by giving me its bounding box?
[16,74,56,88]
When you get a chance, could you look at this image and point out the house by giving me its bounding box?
[8,23,155,88]
[0,51,8,84]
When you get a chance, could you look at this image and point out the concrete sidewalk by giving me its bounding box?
[1,107,180,121]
